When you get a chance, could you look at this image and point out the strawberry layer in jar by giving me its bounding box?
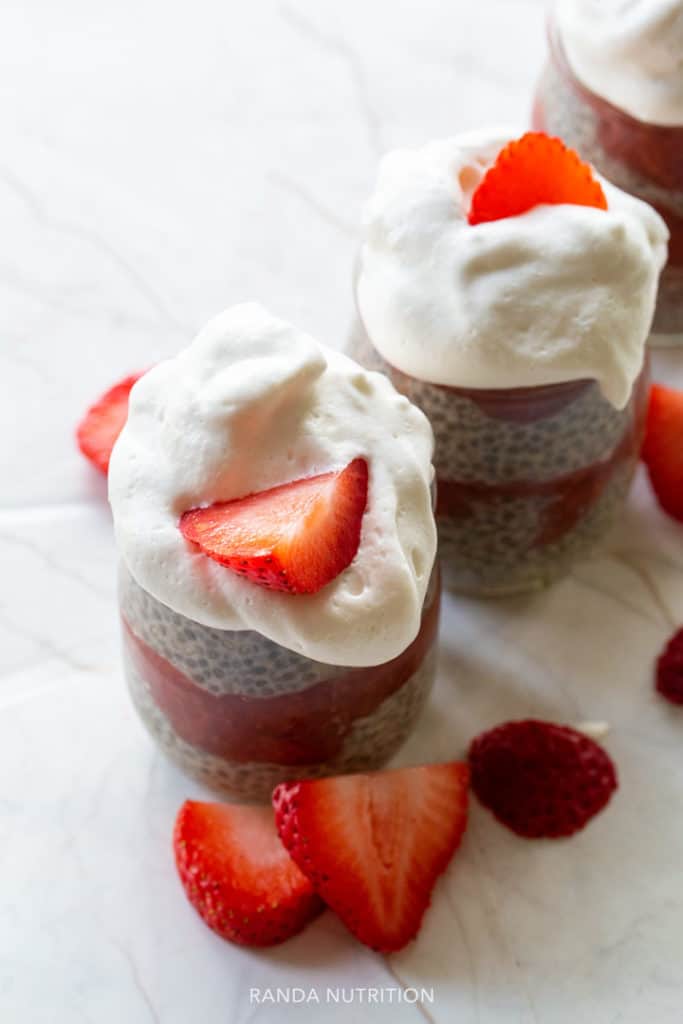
[353,129,666,595]
[350,321,649,595]
[534,1,683,337]
[120,563,439,800]
[109,304,438,800]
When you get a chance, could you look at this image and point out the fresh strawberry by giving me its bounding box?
[656,627,683,705]
[642,383,683,522]
[469,720,617,839]
[173,800,323,946]
[179,458,369,595]
[76,372,145,474]
[468,132,607,226]
[272,762,469,953]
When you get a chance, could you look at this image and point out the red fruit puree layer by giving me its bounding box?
[535,23,683,264]
[122,580,440,767]
[437,373,648,548]
[446,378,591,425]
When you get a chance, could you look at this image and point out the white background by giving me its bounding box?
[1,1,683,1021]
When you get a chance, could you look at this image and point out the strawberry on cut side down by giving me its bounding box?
[469,719,618,839]
[76,371,145,474]
[179,458,369,595]
[641,383,683,523]
[273,761,469,953]
[173,800,323,947]
[468,131,607,226]
[655,626,683,705]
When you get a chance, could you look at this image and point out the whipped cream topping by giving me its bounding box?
[356,128,668,409]
[556,0,683,125]
[109,304,437,667]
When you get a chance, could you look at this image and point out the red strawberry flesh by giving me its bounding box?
[273,762,469,953]
[641,383,683,523]
[173,800,323,946]
[179,458,369,594]
[76,372,145,474]
[468,131,607,226]
[469,719,617,839]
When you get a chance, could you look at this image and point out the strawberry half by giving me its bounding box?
[179,458,369,595]
[273,762,469,953]
[173,800,323,946]
[642,383,683,523]
[468,132,607,226]
[469,720,618,839]
[656,627,683,705]
[76,371,145,474]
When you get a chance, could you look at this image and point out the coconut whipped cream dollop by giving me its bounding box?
[356,128,668,410]
[556,0,683,125]
[109,304,437,667]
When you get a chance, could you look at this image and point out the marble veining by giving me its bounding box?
[1,0,682,1021]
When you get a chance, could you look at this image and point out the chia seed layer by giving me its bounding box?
[533,24,683,337]
[120,568,337,697]
[347,318,648,596]
[437,464,633,595]
[119,565,439,800]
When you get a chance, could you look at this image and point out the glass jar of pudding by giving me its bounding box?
[533,18,683,337]
[119,563,440,801]
[348,320,649,596]
[109,304,439,801]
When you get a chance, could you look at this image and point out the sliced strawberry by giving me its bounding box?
[656,626,683,705]
[173,800,323,946]
[179,458,369,595]
[272,762,469,953]
[469,720,617,839]
[468,132,607,226]
[76,372,145,474]
[642,383,683,523]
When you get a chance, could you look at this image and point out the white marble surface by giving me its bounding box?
[2,1,683,1021]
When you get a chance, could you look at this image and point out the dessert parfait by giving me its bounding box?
[533,0,683,336]
[351,129,667,595]
[108,304,439,800]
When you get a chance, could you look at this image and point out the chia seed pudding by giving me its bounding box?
[120,563,440,801]
[108,304,439,801]
[348,319,650,596]
[533,19,683,337]
[353,128,664,596]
